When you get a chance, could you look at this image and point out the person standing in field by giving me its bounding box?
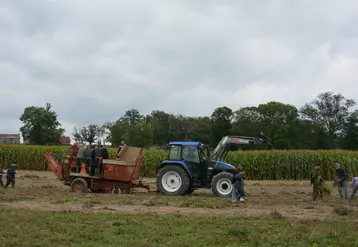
[335,163,348,200]
[4,162,17,189]
[0,167,4,187]
[349,176,358,201]
[232,168,245,202]
[310,164,323,201]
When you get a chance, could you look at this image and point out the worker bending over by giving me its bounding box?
[335,163,348,199]
[232,168,245,202]
[350,176,358,201]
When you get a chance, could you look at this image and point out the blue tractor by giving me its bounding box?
[155,134,267,197]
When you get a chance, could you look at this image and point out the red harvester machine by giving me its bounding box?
[43,143,150,194]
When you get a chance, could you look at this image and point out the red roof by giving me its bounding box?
[59,136,71,144]
[0,134,20,139]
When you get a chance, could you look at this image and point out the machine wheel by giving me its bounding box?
[156,165,190,196]
[112,187,121,194]
[211,172,233,197]
[70,178,88,193]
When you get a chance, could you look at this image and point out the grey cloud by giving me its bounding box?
[1,0,358,137]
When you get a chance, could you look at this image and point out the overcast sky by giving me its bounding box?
[1,0,358,138]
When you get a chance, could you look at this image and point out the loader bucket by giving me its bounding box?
[44,151,63,181]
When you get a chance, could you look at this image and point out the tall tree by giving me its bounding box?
[121,109,143,125]
[72,126,84,142]
[210,106,233,146]
[300,92,356,148]
[340,110,358,149]
[80,124,100,145]
[72,124,101,145]
[109,109,153,147]
[19,103,64,145]
[187,117,211,145]
[232,102,299,149]
[150,110,171,145]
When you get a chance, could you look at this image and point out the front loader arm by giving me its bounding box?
[209,134,268,161]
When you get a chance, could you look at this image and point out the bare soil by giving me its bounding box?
[1,170,357,221]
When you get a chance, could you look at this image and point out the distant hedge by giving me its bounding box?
[1,144,357,180]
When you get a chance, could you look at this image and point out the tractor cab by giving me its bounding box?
[166,142,208,182]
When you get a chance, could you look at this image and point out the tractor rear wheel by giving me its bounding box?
[71,178,88,193]
[211,172,233,197]
[156,165,190,196]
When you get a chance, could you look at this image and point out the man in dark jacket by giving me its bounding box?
[232,168,245,202]
[335,163,348,199]
[4,162,17,189]
[0,167,4,187]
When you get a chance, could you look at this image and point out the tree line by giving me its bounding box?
[18,92,358,150]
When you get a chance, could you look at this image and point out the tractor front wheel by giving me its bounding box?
[211,172,233,197]
[156,165,190,196]
[70,178,88,193]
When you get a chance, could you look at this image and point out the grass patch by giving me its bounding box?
[0,208,357,247]
[83,198,102,205]
[54,199,71,204]
[180,196,229,209]
[333,206,351,216]
[0,190,34,202]
[269,210,285,219]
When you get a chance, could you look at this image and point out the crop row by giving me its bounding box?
[1,145,358,180]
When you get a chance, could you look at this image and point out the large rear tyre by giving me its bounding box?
[211,172,233,197]
[71,178,88,193]
[156,165,190,196]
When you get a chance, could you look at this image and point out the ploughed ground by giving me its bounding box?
[0,170,357,221]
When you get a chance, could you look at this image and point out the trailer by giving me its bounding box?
[44,143,150,194]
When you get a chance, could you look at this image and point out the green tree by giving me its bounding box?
[232,102,299,149]
[72,124,104,145]
[210,106,233,146]
[19,103,64,145]
[72,126,84,142]
[340,110,358,149]
[108,120,125,146]
[109,109,153,147]
[150,110,171,145]
[187,117,211,145]
[121,108,143,125]
[300,92,356,148]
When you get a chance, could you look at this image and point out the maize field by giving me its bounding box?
[1,144,358,180]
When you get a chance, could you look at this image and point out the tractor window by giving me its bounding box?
[182,146,200,163]
[168,145,181,160]
[198,146,208,161]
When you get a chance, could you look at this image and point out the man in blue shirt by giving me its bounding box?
[232,168,245,202]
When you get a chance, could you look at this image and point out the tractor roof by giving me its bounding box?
[169,141,203,147]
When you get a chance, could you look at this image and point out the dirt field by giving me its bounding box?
[1,171,358,246]
[0,170,357,220]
